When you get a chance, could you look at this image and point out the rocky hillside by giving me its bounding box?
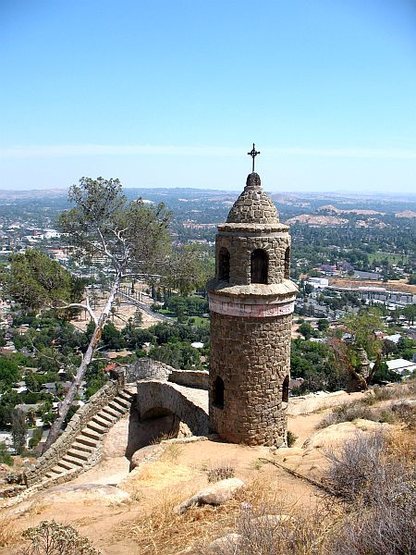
[0,381,414,555]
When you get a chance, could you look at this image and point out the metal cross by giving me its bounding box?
[247,143,260,172]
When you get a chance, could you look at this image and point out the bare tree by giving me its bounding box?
[42,177,171,451]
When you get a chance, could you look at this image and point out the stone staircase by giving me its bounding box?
[38,388,134,486]
[0,384,135,506]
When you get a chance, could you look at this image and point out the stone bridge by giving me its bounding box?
[136,380,209,436]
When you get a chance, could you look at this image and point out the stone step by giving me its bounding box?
[117,389,134,403]
[112,396,131,409]
[61,454,84,468]
[95,410,114,424]
[72,440,94,453]
[91,414,113,428]
[47,466,64,478]
[80,428,101,441]
[108,400,129,414]
[86,421,107,434]
[101,405,123,419]
[76,433,99,447]
[55,459,76,471]
[67,447,90,462]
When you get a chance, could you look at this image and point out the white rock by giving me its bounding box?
[207,532,242,553]
[174,478,245,514]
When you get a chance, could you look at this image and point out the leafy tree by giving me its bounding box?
[11,409,27,455]
[0,356,21,387]
[382,339,398,357]
[402,304,416,325]
[121,323,154,349]
[28,427,43,450]
[397,337,416,361]
[42,177,171,451]
[290,338,345,393]
[163,244,214,295]
[0,390,19,428]
[343,308,384,359]
[101,322,125,350]
[1,249,83,312]
[298,322,314,340]
[372,358,401,384]
[0,442,13,466]
[149,342,202,369]
[163,295,208,317]
[317,318,329,332]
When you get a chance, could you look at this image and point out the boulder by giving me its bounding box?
[303,419,391,452]
[130,444,162,469]
[207,532,242,553]
[174,478,245,514]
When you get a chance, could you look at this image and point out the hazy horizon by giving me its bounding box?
[1,182,416,201]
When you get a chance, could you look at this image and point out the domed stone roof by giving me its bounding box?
[226,173,279,224]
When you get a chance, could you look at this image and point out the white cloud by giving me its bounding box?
[1,144,416,160]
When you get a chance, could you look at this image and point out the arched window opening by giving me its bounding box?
[218,247,230,282]
[284,247,290,279]
[251,249,268,284]
[282,375,289,403]
[212,376,225,409]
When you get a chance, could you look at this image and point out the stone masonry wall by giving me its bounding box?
[169,369,209,390]
[209,310,292,446]
[128,358,173,382]
[137,381,209,436]
[216,232,290,285]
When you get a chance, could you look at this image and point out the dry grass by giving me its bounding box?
[228,504,336,555]
[205,461,235,483]
[160,443,183,463]
[133,460,196,488]
[150,430,179,445]
[0,517,19,549]
[318,380,416,430]
[323,429,416,555]
[116,477,302,554]
[116,487,236,554]
[385,428,416,464]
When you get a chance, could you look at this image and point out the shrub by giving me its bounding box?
[286,431,298,447]
[318,402,372,428]
[326,432,416,554]
[324,432,387,503]
[209,504,331,555]
[0,442,13,466]
[329,494,416,555]
[391,401,416,429]
[22,521,100,555]
[0,517,18,548]
[206,462,235,483]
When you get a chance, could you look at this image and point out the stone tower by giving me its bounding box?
[208,171,297,446]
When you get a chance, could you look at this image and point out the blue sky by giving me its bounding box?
[1,0,416,192]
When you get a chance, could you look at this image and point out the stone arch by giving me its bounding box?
[251,249,268,284]
[282,375,289,403]
[137,381,208,436]
[284,247,290,279]
[218,247,230,282]
[212,376,225,409]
